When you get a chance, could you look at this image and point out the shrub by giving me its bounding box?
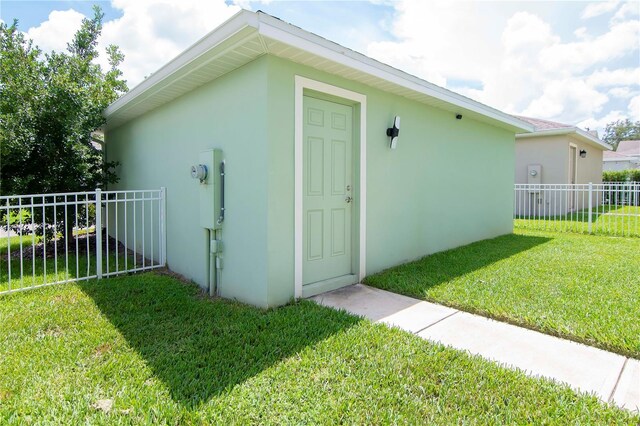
[603,169,640,183]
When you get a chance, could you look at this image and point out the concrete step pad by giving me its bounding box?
[310,283,457,333]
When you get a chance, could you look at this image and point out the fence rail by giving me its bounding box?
[514,182,640,237]
[0,188,166,295]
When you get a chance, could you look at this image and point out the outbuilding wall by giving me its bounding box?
[107,54,519,308]
[265,56,516,306]
[106,57,271,307]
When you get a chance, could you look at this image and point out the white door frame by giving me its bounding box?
[294,75,367,299]
[569,142,578,184]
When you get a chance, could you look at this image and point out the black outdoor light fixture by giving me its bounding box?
[387,116,400,149]
[579,149,587,158]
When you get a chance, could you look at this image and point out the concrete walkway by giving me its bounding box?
[310,284,639,412]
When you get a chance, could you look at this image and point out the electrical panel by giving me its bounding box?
[196,149,223,230]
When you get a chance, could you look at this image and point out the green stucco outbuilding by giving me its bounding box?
[104,10,534,308]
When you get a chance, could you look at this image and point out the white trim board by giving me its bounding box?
[294,75,367,299]
[104,10,533,134]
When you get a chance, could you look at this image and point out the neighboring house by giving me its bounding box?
[603,140,640,171]
[513,116,610,215]
[103,10,533,308]
[514,116,609,185]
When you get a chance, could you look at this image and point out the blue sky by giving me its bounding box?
[1,0,639,133]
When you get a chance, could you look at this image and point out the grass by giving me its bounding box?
[0,273,636,424]
[364,229,640,358]
[0,233,150,293]
[515,204,640,237]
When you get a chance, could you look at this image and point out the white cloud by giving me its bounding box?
[367,1,499,86]
[573,26,590,40]
[539,20,640,73]
[587,67,640,87]
[577,110,626,131]
[612,1,640,22]
[367,0,639,134]
[629,95,640,119]
[502,12,558,53]
[581,0,620,20]
[25,9,85,54]
[24,0,241,87]
[522,78,609,120]
[608,87,636,98]
[98,0,241,86]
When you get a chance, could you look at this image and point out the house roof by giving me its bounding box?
[514,115,610,151]
[103,10,533,134]
[603,140,640,162]
[615,140,640,155]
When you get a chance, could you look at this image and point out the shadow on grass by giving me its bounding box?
[78,274,360,408]
[364,233,552,291]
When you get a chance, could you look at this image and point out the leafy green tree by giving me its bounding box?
[0,6,127,196]
[0,6,127,242]
[602,119,640,151]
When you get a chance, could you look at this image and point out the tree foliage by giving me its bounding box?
[0,6,127,196]
[601,119,640,151]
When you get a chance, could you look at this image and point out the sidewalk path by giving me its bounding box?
[310,284,639,412]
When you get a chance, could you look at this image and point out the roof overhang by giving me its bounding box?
[104,10,534,134]
[516,127,611,151]
[603,156,640,162]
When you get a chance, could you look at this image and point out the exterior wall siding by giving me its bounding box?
[107,54,520,308]
[265,55,515,306]
[106,57,271,307]
[515,136,568,184]
[515,135,604,185]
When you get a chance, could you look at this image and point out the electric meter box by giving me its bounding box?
[527,164,542,185]
[198,149,223,229]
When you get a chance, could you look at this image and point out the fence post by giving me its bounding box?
[588,182,593,234]
[160,187,167,266]
[95,188,103,279]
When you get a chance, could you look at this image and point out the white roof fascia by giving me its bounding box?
[105,10,534,134]
[603,157,634,162]
[516,128,611,151]
[105,11,258,118]
[255,13,532,134]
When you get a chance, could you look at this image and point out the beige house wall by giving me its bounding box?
[515,135,604,185]
[569,135,604,185]
[515,135,568,184]
[515,134,605,216]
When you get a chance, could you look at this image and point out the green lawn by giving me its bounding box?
[515,204,640,237]
[0,273,635,424]
[364,229,640,358]
[0,234,145,293]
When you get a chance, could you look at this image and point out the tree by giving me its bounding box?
[0,6,127,243]
[601,119,640,151]
[0,6,127,196]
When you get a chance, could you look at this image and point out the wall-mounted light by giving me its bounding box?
[456,114,462,120]
[579,149,587,158]
[386,116,400,149]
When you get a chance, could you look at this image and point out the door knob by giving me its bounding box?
[345,196,353,203]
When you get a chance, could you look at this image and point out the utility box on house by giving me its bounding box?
[527,164,542,185]
[196,149,223,229]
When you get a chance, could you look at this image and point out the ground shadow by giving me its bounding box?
[365,233,552,291]
[79,275,360,408]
